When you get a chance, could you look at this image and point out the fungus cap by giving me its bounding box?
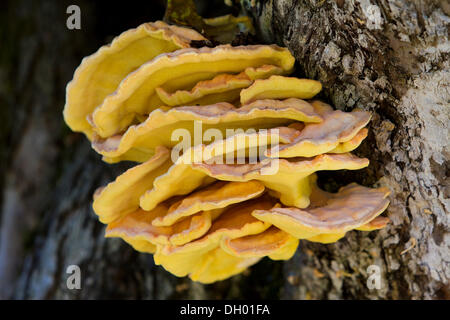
[139,127,300,211]
[154,197,274,278]
[155,65,284,107]
[92,98,322,163]
[152,181,265,227]
[329,128,369,154]
[105,206,212,246]
[240,75,322,104]
[192,153,370,208]
[267,100,371,158]
[63,21,206,139]
[91,44,295,138]
[203,14,255,43]
[221,226,299,260]
[252,183,390,241]
[93,146,172,224]
[189,248,261,284]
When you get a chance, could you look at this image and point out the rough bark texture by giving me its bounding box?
[238,0,450,299]
[1,0,448,300]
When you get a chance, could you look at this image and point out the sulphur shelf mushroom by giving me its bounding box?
[155,65,284,107]
[92,98,322,163]
[90,45,295,138]
[64,21,207,140]
[63,20,390,284]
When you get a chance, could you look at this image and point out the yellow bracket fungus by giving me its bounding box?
[154,197,274,279]
[64,21,206,139]
[156,72,252,107]
[139,127,303,211]
[152,181,265,227]
[267,100,371,158]
[164,0,254,43]
[92,98,322,163]
[63,20,390,284]
[106,206,212,247]
[252,180,390,243]
[91,44,295,138]
[329,128,369,153]
[356,216,390,231]
[189,248,260,284]
[155,65,283,107]
[203,14,254,34]
[203,14,255,43]
[240,75,323,104]
[117,238,157,254]
[221,226,299,260]
[192,153,369,209]
[93,146,172,224]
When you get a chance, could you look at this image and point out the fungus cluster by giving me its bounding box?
[64,21,390,283]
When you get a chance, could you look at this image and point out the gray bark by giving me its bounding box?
[0,0,448,299]
[240,0,449,299]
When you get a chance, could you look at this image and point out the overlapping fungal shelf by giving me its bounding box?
[64,20,390,284]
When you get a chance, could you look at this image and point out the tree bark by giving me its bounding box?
[1,0,448,299]
[239,0,449,299]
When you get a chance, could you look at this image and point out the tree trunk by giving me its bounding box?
[240,0,450,300]
[1,0,448,299]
